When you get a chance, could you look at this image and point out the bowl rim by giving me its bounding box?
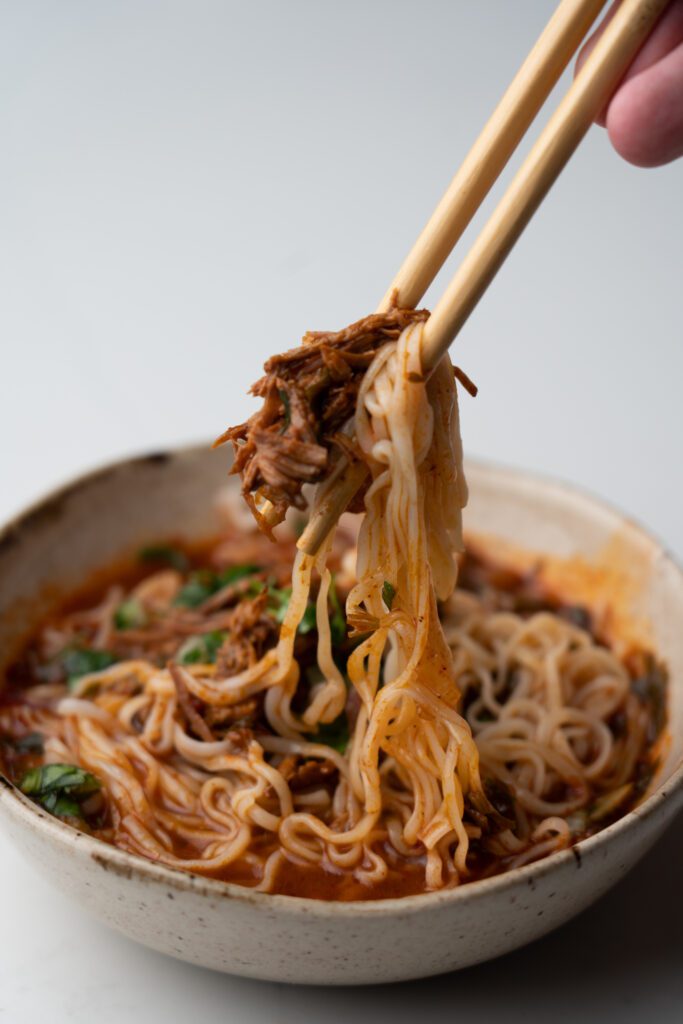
[1,444,682,918]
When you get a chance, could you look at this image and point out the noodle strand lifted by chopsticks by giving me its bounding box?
[51,321,486,887]
[2,316,662,897]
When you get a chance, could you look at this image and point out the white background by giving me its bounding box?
[0,1,681,1020]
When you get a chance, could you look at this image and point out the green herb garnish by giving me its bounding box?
[267,585,292,623]
[19,763,101,819]
[329,576,347,647]
[221,565,261,586]
[264,578,346,641]
[631,654,668,740]
[307,713,350,754]
[265,585,317,634]
[177,630,227,665]
[298,602,317,634]
[173,572,216,608]
[114,598,147,631]
[138,545,190,572]
[12,732,45,754]
[173,565,260,608]
[61,648,117,689]
[382,580,396,611]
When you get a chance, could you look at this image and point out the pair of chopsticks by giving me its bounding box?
[297,0,671,556]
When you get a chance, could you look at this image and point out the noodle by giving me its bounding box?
[0,319,666,899]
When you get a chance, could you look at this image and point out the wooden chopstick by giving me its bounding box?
[265,1,606,541]
[300,0,670,557]
[297,0,608,557]
[377,0,607,313]
[419,0,671,378]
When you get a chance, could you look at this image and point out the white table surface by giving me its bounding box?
[1,2,681,1020]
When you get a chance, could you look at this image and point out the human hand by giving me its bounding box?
[576,0,683,166]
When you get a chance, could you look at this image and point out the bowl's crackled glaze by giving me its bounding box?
[1,447,682,984]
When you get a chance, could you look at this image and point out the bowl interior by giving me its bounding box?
[1,447,681,797]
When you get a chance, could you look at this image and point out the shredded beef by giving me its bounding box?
[214,593,278,677]
[169,662,215,742]
[204,697,260,732]
[277,754,338,792]
[215,306,429,530]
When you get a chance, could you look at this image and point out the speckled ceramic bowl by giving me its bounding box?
[1,447,682,985]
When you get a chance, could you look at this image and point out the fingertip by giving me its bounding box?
[575,0,683,134]
[606,87,667,167]
[606,119,663,167]
[605,46,683,167]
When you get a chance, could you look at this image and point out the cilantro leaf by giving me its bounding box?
[19,763,101,820]
[177,630,227,665]
[307,713,350,753]
[114,598,147,630]
[265,585,317,635]
[382,581,396,610]
[173,571,217,608]
[12,732,44,754]
[173,565,261,608]
[298,602,318,635]
[60,648,117,690]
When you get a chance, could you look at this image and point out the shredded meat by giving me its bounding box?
[97,675,143,698]
[109,589,278,671]
[223,725,254,752]
[277,755,339,792]
[170,663,263,743]
[169,662,215,742]
[204,697,260,732]
[214,593,278,676]
[215,306,429,530]
[453,364,478,397]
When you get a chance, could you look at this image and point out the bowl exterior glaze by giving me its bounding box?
[1,447,682,985]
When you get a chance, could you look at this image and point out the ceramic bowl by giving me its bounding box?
[1,446,682,985]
